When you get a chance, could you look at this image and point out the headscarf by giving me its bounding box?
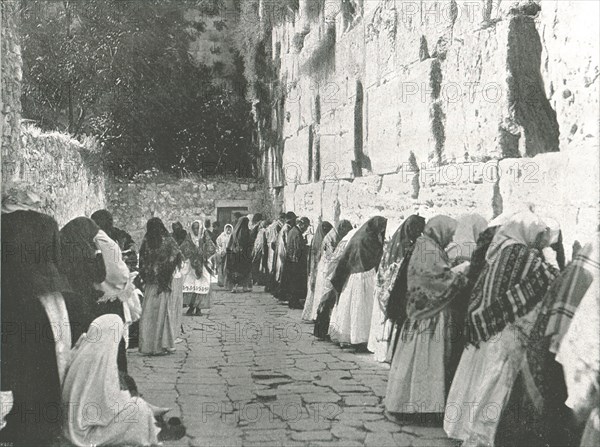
[62,315,159,446]
[485,211,549,265]
[2,210,67,298]
[60,217,106,298]
[446,214,488,263]
[90,209,114,234]
[91,210,138,273]
[173,224,188,246]
[217,224,234,255]
[487,202,536,228]
[330,216,387,296]
[308,221,333,289]
[405,216,466,320]
[380,215,426,272]
[466,212,558,345]
[375,215,426,318]
[226,217,252,276]
[139,217,182,293]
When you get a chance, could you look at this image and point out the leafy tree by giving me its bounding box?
[20,0,257,178]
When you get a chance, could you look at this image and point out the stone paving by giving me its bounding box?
[128,288,457,447]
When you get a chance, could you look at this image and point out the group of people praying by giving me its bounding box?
[293,208,599,447]
[1,185,598,447]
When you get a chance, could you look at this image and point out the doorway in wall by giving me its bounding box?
[217,207,249,226]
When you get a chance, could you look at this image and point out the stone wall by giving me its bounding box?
[261,0,599,258]
[1,1,106,226]
[1,0,21,163]
[107,176,267,244]
[3,126,106,226]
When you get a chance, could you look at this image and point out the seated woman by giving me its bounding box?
[369,215,426,362]
[444,211,559,446]
[328,216,388,347]
[63,314,173,446]
[60,217,132,372]
[1,206,71,446]
[385,216,468,415]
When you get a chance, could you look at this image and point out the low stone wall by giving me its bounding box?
[2,126,106,226]
[107,175,267,245]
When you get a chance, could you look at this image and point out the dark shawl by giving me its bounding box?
[139,217,182,293]
[60,217,114,344]
[91,209,137,271]
[379,215,426,322]
[226,217,252,276]
[1,211,67,445]
[179,233,205,277]
[330,216,387,295]
[308,221,333,292]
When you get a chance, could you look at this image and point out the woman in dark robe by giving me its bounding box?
[1,210,70,446]
[369,215,425,362]
[225,217,253,293]
[328,216,388,346]
[301,221,333,321]
[138,218,183,355]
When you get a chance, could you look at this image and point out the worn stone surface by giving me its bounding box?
[128,287,450,446]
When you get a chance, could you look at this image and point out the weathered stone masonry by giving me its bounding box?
[262,0,599,259]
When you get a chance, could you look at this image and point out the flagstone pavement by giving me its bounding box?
[128,288,458,447]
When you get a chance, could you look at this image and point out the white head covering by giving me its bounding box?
[62,315,159,446]
[190,220,204,247]
[446,214,488,262]
[488,202,536,228]
[486,211,548,264]
[542,217,561,245]
[93,230,130,300]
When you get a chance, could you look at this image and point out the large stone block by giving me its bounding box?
[293,182,323,224]
[498,147,599,260]
[537,0,599,152]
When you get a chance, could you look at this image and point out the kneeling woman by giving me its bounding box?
[385,216,468,414]
[328,216,387,346]
[444,211,558,446]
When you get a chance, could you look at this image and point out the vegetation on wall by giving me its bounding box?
[20,0,257,178]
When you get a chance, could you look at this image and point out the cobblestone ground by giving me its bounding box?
[128,288,457,447]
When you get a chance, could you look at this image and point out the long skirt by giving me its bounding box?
[328,269,376,345]
[444,305,541,445]
[309,257,333,320]
[385,308,458,414]
[367,303,392,362]
[139,280,178,355]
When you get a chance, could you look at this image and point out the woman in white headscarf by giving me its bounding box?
[62,314,160,446]
[444,211,559,446]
